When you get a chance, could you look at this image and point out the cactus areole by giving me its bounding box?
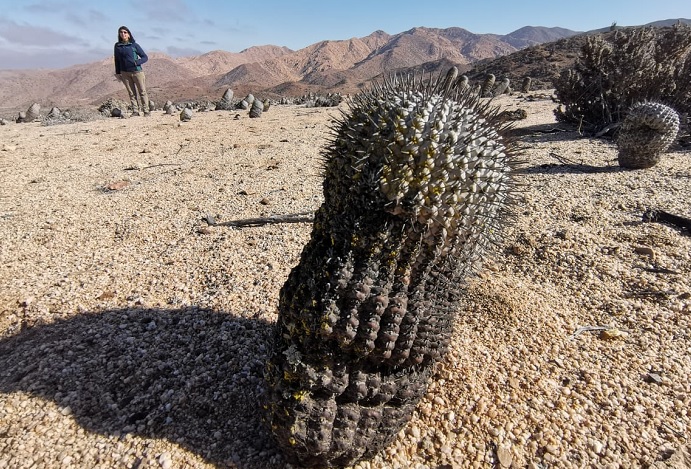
[264,68,518,467]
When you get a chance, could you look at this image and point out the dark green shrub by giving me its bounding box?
[554,24,691,133]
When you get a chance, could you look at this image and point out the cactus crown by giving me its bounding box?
[324,69,517,274]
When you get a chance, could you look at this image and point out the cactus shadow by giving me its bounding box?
[517,162,624,175]
[0,307,283,468]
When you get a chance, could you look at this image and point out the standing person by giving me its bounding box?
[114,26,150,116]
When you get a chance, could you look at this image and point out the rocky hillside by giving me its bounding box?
[0,25,580,111]
[0,19,687,112]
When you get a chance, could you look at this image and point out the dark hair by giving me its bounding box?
[117,26,135,43]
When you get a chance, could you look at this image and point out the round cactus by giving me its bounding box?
[494,77,511,96]
[480,73,496,97]
[617,102,680,169]
[521,76,532,93]
[264,67,519,468]
[456,74,469,91]
[249,98,263,118]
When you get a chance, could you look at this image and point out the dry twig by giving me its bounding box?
[210,212,314,228]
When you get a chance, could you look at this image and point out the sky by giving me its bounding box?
[0,0,688,70]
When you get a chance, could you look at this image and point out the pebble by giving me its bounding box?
[158,452,172,469]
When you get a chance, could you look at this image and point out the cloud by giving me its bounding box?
[0,19,87,47]
[23,1,75,14]
[64,9,109,27]
[165,45,203,57]
[0,45,109,70]
[133,0,195,23]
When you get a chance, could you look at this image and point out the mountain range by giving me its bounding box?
[0,19,688,113]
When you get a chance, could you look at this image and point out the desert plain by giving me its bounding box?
[0,91,690,468]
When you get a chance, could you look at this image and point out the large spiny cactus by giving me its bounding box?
[264,67,519,467]
[617,102,680,169]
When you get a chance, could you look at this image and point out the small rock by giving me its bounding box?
[105,180,130,191]
[98,291,116,300]
[589,439,605,454]
[497,444,513,467]
[644,372,663,384]
[158,452,172,469]
[260,197,270,205]
[599,328,628,340]
[634,245,655,257]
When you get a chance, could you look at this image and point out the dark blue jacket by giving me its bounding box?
[114,41,148,74]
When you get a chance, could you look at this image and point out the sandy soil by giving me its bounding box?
[0,92,689,469]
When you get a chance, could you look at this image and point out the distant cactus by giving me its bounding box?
[494,77,511,96]
[179,108,193,122]
[480,73,495,97]
[456,74,469,91]
[18,103,40,123]
[617,102,680,169]
[249,99,263,118]
[264,67,518,467]
[521,76,532,93]
[216,88,235,111]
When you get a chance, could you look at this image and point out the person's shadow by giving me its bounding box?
[0,307,285,468]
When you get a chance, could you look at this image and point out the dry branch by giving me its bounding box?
[210,212,314,228]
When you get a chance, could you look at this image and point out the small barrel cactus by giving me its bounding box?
[264,68,518,467]
[179,108,193,122]
[521,76,532,93]
[617,102,680,169]
[480,73,496,97]
[456,74,469,91]
[494,77,511,96]
[249,99,263,118]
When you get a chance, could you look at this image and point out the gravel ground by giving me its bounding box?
[0,93,689,468]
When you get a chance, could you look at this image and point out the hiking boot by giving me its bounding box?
[131,111,141,117]
[144,111,151,117]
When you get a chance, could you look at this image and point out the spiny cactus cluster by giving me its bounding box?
[554,24,691,133]
[264,67,518,467]
[617,102,680,169]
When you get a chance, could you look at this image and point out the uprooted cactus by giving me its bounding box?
[264,67,519,467]
[617,102,680,169]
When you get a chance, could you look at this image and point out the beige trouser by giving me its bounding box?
[120,71,150,113]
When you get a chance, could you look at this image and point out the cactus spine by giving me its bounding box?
[264,67,518,467]
[617,102,680,169]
